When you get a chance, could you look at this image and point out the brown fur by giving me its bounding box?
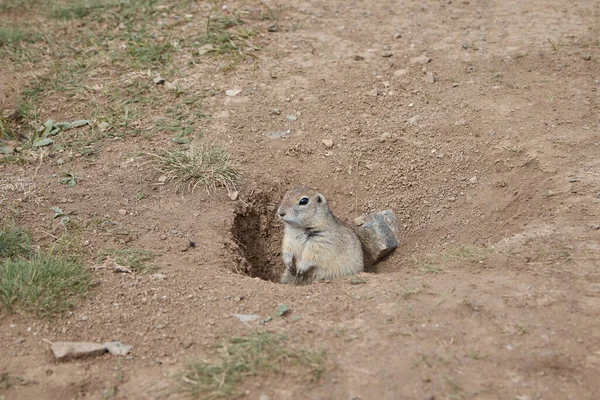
[277,187,364,285]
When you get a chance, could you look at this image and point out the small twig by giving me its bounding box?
[114,263,133,273]
[42,338,54,346]
[33,150,45,179]
[90,265,109,270]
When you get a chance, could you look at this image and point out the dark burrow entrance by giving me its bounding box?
[229,191,284,282]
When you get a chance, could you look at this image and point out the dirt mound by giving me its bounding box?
[1,0,600,399]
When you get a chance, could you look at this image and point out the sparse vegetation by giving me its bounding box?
[97,248,158,272]
[0,24,40,47]
[150,145,242,193]
[0,225,92,315]
[413,245,492,274]
[0,225,32,259]
[182,332,326,399]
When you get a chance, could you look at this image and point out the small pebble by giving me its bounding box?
[322,139,334,148]
[226,89,242,97]
[379,132,391,142]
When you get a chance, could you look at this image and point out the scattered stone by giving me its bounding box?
[366,88,378,97]
[394,69,409,77]
[592,225,600,230]
[452,82,459,87]
[276,304,290,316]
[587,283,600,294]
[454,120,467,126]
[103,341,132,356]
[228,190,239,201]
[182,240,196,252]
[322,139,334,148]
[410,54,431,65]
[151,273,166,280]
[158,175,168,183]
[466,66,474,73]
[469,176,478,184]
[425,72,435,84]
[381,51,393,57]
[582,54,591,61]
[407,116,419,125]
[286,114,298,121]
[271,108,281,115]
[393,32,402,39]
[197,44,214,56]
[15,337,25,344]
[233,314,261,323]
[259,394,272,400]
[353,55,365,61]
[267,22,278,32]
[153,77,165,85]
[354,215,366,226]
[265,130,291,139]
[379,132,391,142]
[226,89,242,97]
[118,209,127,216]
[357,210,400,266]
[51,342,107,362]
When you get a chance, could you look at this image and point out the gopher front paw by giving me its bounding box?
[297,260,316,274]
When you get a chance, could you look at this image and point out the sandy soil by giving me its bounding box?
[1,0,600,399]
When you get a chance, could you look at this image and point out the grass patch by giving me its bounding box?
[50,0,115,20]
[0,256,92,315]
[194,12,260,70]
[150,145,242,193]
[182,332,326,399]
[0,224,92,316]
[0,25,40,47]
[97,248,158,272]
[0,225,32,259]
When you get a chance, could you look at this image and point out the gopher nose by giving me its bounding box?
[278,209,286,217]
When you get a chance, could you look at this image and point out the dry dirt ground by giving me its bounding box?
[1,0,600,399]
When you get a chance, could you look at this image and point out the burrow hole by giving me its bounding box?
[229,191,283,282]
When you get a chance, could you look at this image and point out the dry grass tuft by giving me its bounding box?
[149,145,242,194]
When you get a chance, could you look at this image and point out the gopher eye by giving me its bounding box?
[298,197,309,206]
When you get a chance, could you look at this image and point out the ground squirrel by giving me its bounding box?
[277,187,364,285]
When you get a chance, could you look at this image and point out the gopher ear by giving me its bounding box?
[316,193,326,204]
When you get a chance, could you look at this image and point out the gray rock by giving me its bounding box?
[410,54,431,65]
[51,342,107,361]
[197,44,214,55]
[233,314,261,323]
[357,210,400,266]
[103,341,133,356]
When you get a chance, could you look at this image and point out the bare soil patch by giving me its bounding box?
[1,0,600,399]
